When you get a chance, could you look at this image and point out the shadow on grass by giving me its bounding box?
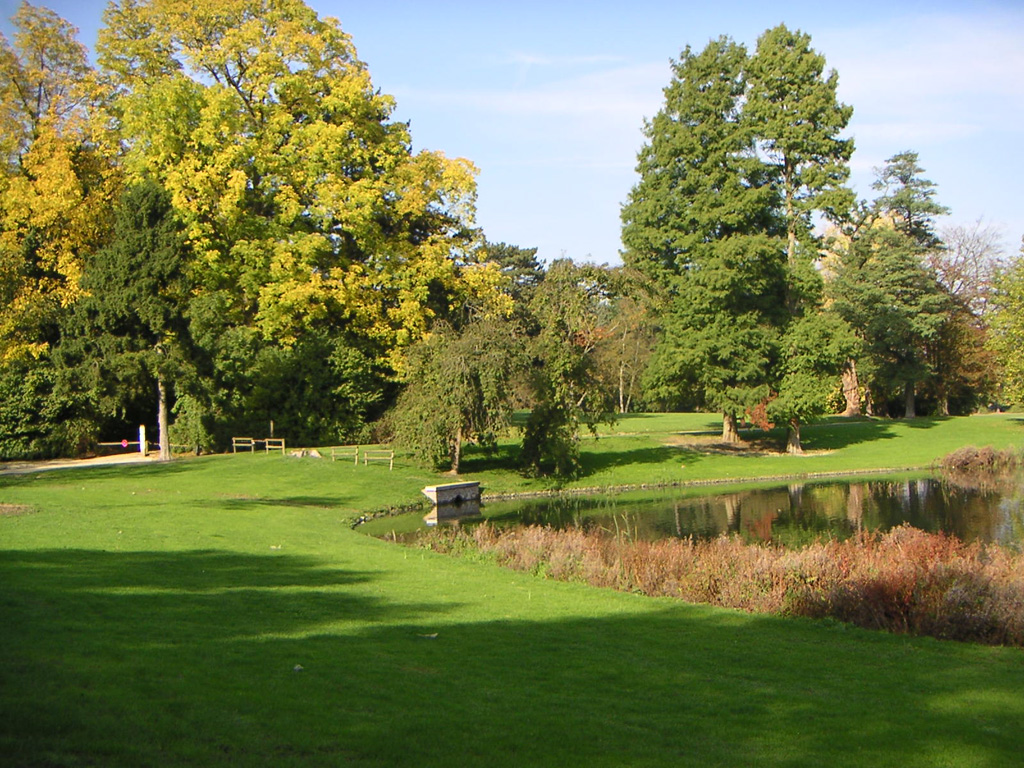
[216,495,352,510]
[2,545,1022,766]
[772,417,909,452]
[0,458,198,489]
[581,443,701,476]
[574,415,965,482]
[900,415,951,429]
[424,417,952,488]
[456,442,523,475]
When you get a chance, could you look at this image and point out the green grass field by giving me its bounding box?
[2,414,1024,766]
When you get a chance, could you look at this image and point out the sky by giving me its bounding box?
[3,0,1023,265]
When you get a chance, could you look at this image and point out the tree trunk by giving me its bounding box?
[785,418,803,454]
[904,381,916,418]
[840,359,861,417]
[722,412,740,443]
[157,377,171,461]
[451,426,462,474]
[618,363,627,414]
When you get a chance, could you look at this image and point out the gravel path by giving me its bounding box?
[0,453,161,476]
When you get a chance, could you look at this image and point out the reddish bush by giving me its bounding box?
[940,445,1019,474]
[421,523,1024,646]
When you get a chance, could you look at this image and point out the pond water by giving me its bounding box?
[363,473,1024,549]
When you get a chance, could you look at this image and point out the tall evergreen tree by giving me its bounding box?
[872,151,949,250]
[830,152,953,417]
[741,24,856,450]
[830,224,950,417]
[745,24,854,264]
[622,37,778,284]
[622,37,787,442]
[61,180,192,460]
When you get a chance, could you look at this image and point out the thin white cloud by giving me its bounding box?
[849,121,983,147]
[507,51,629,67]
[397,62,665,121]
[828,16,1024,101]
[821,12,1024,144]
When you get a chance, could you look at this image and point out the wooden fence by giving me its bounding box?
[231,437,286,454]
[329,446,394,470]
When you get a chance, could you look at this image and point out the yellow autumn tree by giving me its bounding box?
[0,1,118,362]
[98,0,504,357]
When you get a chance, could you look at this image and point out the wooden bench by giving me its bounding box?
[233,437,285,454]
[232,437,256,453]
[330,446,359,465]
[362,449,394,470]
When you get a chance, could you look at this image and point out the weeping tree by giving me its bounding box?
[390,318,525,474]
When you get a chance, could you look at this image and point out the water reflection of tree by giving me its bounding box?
[846,483,864,531]
[450,474,1024,548]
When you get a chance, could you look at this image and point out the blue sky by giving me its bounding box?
[4,0,1023,264]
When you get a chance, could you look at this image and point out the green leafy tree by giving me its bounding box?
[390,319,525,473]
[768,311,859,453]
[592,268,660,414]
[988,244,1024,406]
[182,298,387,448]
[520,260,612,477]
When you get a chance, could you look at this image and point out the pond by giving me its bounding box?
[361,473,1024,549]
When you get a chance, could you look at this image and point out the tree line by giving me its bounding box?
[0,2,1019,475]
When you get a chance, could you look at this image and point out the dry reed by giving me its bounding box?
[420,523,1024,646]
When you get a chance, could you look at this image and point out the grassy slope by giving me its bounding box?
[468,412,1024,493]
[2,414,1023,766]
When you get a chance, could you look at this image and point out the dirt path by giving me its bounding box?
[0,453,161,476]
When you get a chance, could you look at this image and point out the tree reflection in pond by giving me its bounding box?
[369,474,1024,550]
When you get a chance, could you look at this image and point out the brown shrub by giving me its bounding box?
[940,445,1019,474]
[421,522,1024,646]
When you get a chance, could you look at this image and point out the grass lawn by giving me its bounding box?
[2,414,1023,766]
